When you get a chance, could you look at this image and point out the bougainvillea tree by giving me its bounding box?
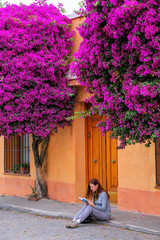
[0,1,76,197]
[73,0,160,149]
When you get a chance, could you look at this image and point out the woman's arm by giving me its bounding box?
[94,192,108,212]
[88,201,95,207]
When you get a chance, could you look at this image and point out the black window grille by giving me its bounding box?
[155,139,160,186]
[4,135,30,174]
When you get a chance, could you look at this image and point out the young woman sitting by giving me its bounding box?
[66,178,111,228]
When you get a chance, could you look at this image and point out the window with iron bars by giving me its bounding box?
[4,135,30,174]
[155,139,160,186]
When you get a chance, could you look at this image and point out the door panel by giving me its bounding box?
[106,132,118,202]
[91,126,101,180]
[87,115,118,202]
[88,115,103,185]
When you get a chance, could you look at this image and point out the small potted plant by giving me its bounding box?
[28,181,41,201]
[12,163,20,173]
[19,163,29,174]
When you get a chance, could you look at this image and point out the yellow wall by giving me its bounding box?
[45,90,88,202]
[118,142,160,215]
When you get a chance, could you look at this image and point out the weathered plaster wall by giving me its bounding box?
[118,143,160,215]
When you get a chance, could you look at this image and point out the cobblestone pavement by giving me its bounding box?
[0,210,159,240]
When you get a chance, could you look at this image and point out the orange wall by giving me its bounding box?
[70,16,84,55]
[44,96,88,202]
[118,142,160,215]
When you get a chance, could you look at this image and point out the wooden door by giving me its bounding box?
[87,115,118,202]
[106,131,118,202]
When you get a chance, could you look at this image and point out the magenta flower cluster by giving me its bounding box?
[73,0,160,148]
[0,2,76,138]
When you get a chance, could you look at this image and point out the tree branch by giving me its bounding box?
[32,135,42,167]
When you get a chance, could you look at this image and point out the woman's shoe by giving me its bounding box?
[66,221,80,228]
[65,221,73,228]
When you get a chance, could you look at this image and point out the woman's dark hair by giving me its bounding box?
[86,178,110,201]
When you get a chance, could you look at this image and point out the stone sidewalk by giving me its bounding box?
[0,195,160,237]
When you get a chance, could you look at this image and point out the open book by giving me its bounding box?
[78,197,88,202]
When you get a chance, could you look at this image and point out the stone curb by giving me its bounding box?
[105,221,160,237]
[0,204,160,237]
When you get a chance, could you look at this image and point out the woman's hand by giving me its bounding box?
[88,201,95,207]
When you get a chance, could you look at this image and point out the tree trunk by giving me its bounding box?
[32,135,49,198]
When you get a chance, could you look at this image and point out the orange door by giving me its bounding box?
[87,115,118,202]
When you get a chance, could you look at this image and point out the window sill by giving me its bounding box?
[3,172,31,177]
